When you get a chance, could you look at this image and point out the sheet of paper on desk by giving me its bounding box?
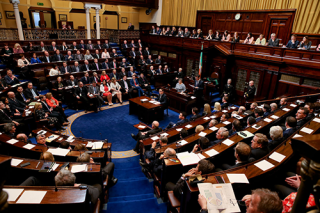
[252,124,261,130]
[205,149,219,157]
[301,127,313,134]
[176,152,201,166]
[264,118,272,123]
[16,191,47,204]
[222,121,231,125]
[231,106,236,109]
[237,131,254,139]
[151,136,160,140]
[11,159,23,166]
[177,140,188,145]
[313,118,320,123]
[154,102,160,105]
[210,115,216,119]
[66,136,74,141]
[293,134,303,138]
[7,139,19,144]
[3,188,24,202]
[209,126,218,131]
[140,98,148,101]
[47,148,70,156]
[197,153,206,160]
[269,152,286,163]
[52,163,59,171]
[254,160,274,171]
[71,164,87,173]
[270,115,279,119]
[222,139,234,146]
[282,108,290,111]
[203,117,210,120]
[222,110,228,113]
[23,144,35,150]
[92,142,104,149]
[185,124,193,128]
[86,142,93,147]
[176,128,183,132]
[198,132,207,137]
[161,133,169,136]
[227,174,249,184]
[290,104,297,107]
[138,125,146,129]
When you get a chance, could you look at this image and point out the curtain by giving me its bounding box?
[161,0,320,33]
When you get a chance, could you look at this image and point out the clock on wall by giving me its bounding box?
[235,13,241,20]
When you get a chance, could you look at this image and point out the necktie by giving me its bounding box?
[72,81,74,86]
[86,65,89,70]
[1,110,12,120]
[80,88,82,96]
[114,63,116,68]
[96,63,99,70]
[134,80,137,86]
[65,67,68,73]
[95,77,97,83]
[90,45,92,49]
[133,52,135,57]
[47,57,50,62]
[94,87,96,94]
[54,47,56,51]
[22,93,26,101]
[125,44,127,48]
[31,89,37,98]
[58,55,60,61]
[76,66,79,72]
[124,81,128,89]
[44,102,50,111]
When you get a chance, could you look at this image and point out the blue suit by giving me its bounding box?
[283,128,296,139]
[64,55,74,61]
[130,79,144,97]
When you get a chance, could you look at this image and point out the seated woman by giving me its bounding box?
[100,70,110,82]
[214,30,221,41]
[222,30,231,42]
[84,50,94,60]
[30,53,42,64]
[195,29,203,39]
[46,92,68,121]
[171,27,177,36]
[13,43,24,54]
[40,151,55,161]
[316,44,320,51]
[1,43,13,57]
[232,32,240,43]
[34,102,63,131]
[160,27,166,36]
[206,29,214,40]
[243,32,254,44]
[255,34,266,45]
[27,42,37,52]
[100,80,113,105]
[101,49,110,59]
[49,64,60,76]
[109,77,123,104]
[299,36,312,50]
[202,103,211,116]
[61,42,68,51]
[52,77,65,100]
[174,78,186,93]
[283,34,299,48]
[17,54,30,78]
[212,102,221,113]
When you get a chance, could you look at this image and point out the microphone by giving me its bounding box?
[79,131,83,139]
[55,183,58,192]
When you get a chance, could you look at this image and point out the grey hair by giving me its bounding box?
[55,169,76,186]
[219,127,229,139]
[270,126,283,140]
[164,148,176,158]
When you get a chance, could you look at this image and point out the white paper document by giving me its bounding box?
[282,108,290,111]
[71,164,87,173]
[3,188,24,202]
[160,133,169,136]
[197,153,206,160]
[313,118,320,123]
[176,152,202,166]
[191,96,196,99]
[52,163,59,171]
[222,121,231,125]
[47,148,70,156]
[177,140,188,146]
[301,127,313,134]
[222,139,234,146]
[203,117,210,120]
[210,115,216,119]
[252,124,261,130]
[231,106,236,109]
[23,144,35,150]
[7,139,19,144]
[270,115,279,119]
[264,118,272,123]
[16,191,47,204]
[185,124,193,128]
[151,136,160,140]
[205,149,219,157]
[92,142,104,149]
[290,104,297,107]
[227,174,249,184]
[140,98,149,101]
[254,160,274,171]
[198,183,240,213]
[86,142,93,148]
[293,134,303,138]
[11,159,23,166]
[209,127,218,132]
[138,125,146,129]
[269,152,286,163]
[176,128,183,132]
[222,110,228,113]
[199,132,207,137]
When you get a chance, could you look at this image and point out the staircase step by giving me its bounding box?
[108,179,153,197]
[108,193,154,202]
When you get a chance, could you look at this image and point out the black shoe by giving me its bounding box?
[112,177,118,185]
[131,133,136,140]
[139,161,148,167]
[85,110,87,113]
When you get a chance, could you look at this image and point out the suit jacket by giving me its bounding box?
[81,76,90,85]
[184,31,191,37]
[91,63,102,70]
[109,73,119,80]
[86,44,94,50]
[95,44,102,49]
[70,45,78,50]
[297,118,307,128]
[39,46,48,51]
[24,88,39,100]
[71,65,81,73]
[222,84,235,98]
[139,76,149,86]
[102,43,110,49]
[136,51,143,57]
[74,86,88,97]
[74,54,84,61]
[143,50,150,56]
[251,147,269,160]
[129,51,137,58]
[245,85,256,99]
[267,38,280,47]
[147,59,154,64]
[119,72,127,79]
[49,45,59,51]
[101,62,110,70]
[283,127,296,139]
[41,55,52,63]
[120,62,130,68]
[222,161,249,170]
[194,80,204,96]
[122,43,129,49]
[90,76,101,83]
[16,91,28,103]
[110,52,118,58]
[81,64,92,72]
[88,85,101,95]
[110,61,118,69]
[120,79,131,91]
[176,118,189,126]
[130,43,136,48]
[77,44,86,50]
[177,72,184,79]
[263,111,271,118]
[157,94,168,105]
[60,45,68,51]
[145,127,162,137]
[92,53,101,59]
[64,55,74,61]
[268,137,284,151]
[8,98,26,113]
[190,114,201,121]
[0,109,14,123]
[60,66,71,74]
[155,59,161,64]
[130,79,140,87]
[139,59,146,65]
[53,54,64,62]
[66,79,78,86]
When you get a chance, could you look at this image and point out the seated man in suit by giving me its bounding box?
[109,69,119,80]
[254,108,264,122]
[190,107,201,121]
[209,127,229,146]
[110,49,119,58]
[110,58,118,69]
[60,62,71,74]
[24,82,39,101]
[41,51,52,63]
[64,51,74,61]
[122,40,129,49]
[220,142,251,170]
[154,88,167,105]
[155,55,162,64]
[88,81,104,110]
[0,102,25,132]
[229,119,242,136]
[130,40,136,48]
[120,58,130,68]
[80,72,90,85]
[206,119,218,129]
[40,95,69,126]
[220,113,230,123]
[77,40,86,50]
[130,75,145,97]
[137,39,143,48]
[53,49,64,62]
[74,50,84,61]
[66,75,78,86]
[139,55,146,66]
[129,47,137,59]
[262,104,271,118]
[86,40,94,50]
[81,60,92,72]
[36,134,47,146]
[92,49,101,59]
[305,103,315,120]
[250,133,269,160]
[296,107,309,127]
[141,136,168,169]
[279,98,288,109]
[250,103,258,110]
[246,116,256,128]
[156,65,163,74]
[49,41,59,51]
[166,112,188,129]
[143,47,150,57]
[71,61,81,73]
[138,73,151,96]
[91,58,102,71]
[102,40,109,49]
[39,41,48,51]
[270,103,278,113]
[90,72,100,84]
[283,116,297,139]
[268,126,284,151]
[153,148,176,176]
[267,33,280,47]
[148,66,157,77]
[156,26,161,35]
[120,75,133,99]
[15,86,29,104]
[70,41,78,50]
[74,81,98,113]
[183,28,191,37]
[164,65,170,73]
[102,58,110,70]
[136,47,143,57]
[194,75,204,108]
[220,96,229,109]
[119,68,127,79]
[7,91,26,113]
[95,40,102,50]
[128,66,134,77]
[147,55,154,64]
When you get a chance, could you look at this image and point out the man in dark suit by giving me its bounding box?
[39,42,48,52]
[0,101,25,129]
[150,26,156,34]
[71,61,81,73]
[64,51,74,61]
[81,60,91,72]
[74,81,98,113]
[165,112,188,129]
[122,40,129,49]
[139,55,146,66]
[138,73,151,96]
[220,96,229,109]
[102,59,110,70]
[40,95,68,125]
[164,65,170,73]
[102,40,109,49]
[171,68,184,86]
[129,47,137,58]
[130,75,145,97]
[109,69,119,80]
[155,55,162,64]
[120,75,133,99]
[229,119,242,136]
[90,72,100,84]
[155,88,167,105]
[183,28,191,37]
[53,50,64,62]
[156,26,161,35]
[87,82,104,109]
[92,50,101,59]
[147,55,154,64]
[4,70,20,86]
[254,108,263,122]
[110,49,118,58]
[283,116,297,139]
[132,121,162,152]
[119,68,127,79]
[60,62,71,74]
[143,47,150,57]
[74,50,84,61]
[137,39,143,48]
[24,82,39,101]
[279,98,288,109]
[130,40,136,48]
[95,41,102,50]
[49,41,59,51]
[263,104,271,118]
[268,126,284,151]
[209,127,229,146]
[190,107,201,121]
[250,133,269,160]
[15,86,29,104]
[120,58,130,68]
[127,23,134,30]
[137,47,143,57]
[221,79,235,100]
[220,142,251,170]
[244,80,256,100]
[296,107,308,128]
[70,42,78,50]
[77,40,86,50]
[41,51,52,63]
[156,65,163,74]
[91,59,102,71]
[86,40,94,50]
[305,103,315,120]
[110,59,118,69]
[194,75,204,108]
[7,92,26,113]
[66,75,78,86]
[81,72,90,85]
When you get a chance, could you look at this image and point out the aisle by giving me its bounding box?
[103,156,167,213]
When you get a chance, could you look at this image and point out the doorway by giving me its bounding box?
[29,7,57,29]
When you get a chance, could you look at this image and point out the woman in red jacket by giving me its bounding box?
[45,92,69,122]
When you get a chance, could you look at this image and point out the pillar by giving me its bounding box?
[12,0,24,40]
[95,7,100,39]
[85,6,91,39]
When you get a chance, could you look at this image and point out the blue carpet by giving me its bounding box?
[71,104,179,151]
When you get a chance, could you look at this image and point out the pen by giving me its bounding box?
[36,162,40,168]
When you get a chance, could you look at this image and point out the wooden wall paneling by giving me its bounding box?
[268,71,280,99]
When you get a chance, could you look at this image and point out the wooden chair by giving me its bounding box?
[168,191,180,213]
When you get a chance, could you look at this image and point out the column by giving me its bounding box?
[95,7,100,39]
[12,0,24,40]
[85,6,91,39]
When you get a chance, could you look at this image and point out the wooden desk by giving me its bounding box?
[162,87,195,114]
[129,96,164,124]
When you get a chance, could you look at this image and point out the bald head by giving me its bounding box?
[152,121,159,128]
[164,148,176,158]
[8,92,15,99]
